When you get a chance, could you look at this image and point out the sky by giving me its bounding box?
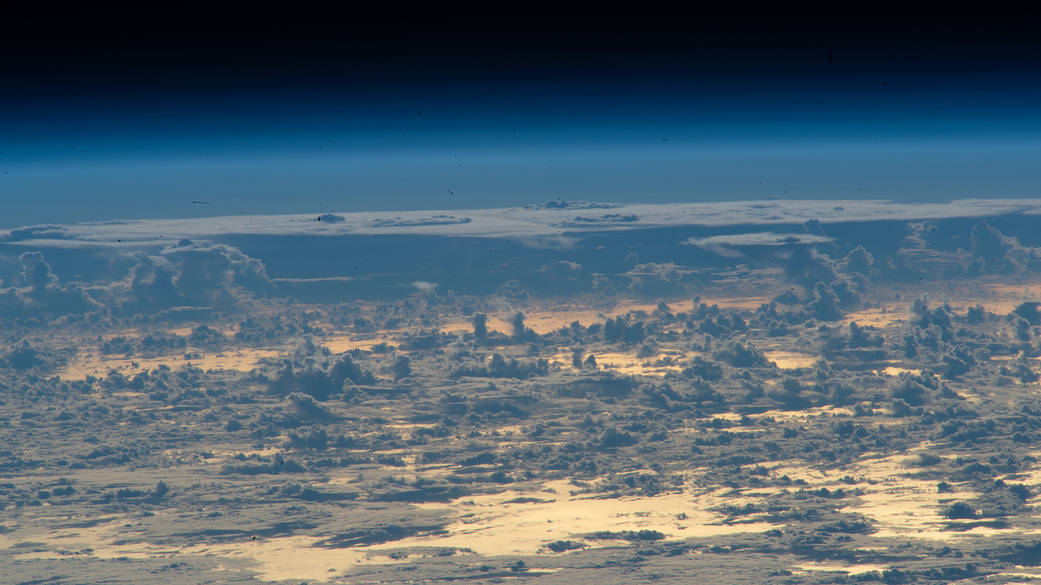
[2,11,1041,229]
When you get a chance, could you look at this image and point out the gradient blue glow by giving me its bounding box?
[3,78,1040,228]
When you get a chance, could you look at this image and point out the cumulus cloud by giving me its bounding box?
[969,223,1041,274]
[540,260,583,277]
[0,251,102,319]
[265,346,378,402]
[808,281,842,321]
[529,260,591,295]
[783,247,839,287]
[624,262,694,297]
[21,251,58,291]
[114,240,271,313]
[841,245,874,279]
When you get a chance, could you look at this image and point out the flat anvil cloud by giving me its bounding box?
[3,199,1041,248]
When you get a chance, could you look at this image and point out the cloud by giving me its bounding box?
[623,262,694,296]
[0,251,102,319]
[808,281,842,321]
[517,236,578,250]
[21,251,58,291]
[267,350,377,401]
[969,222,1041,274]
[6,199,1041,312]
[113,240,272,313]
[783,247,839,287]
[6,199,1041,246]
[685,232,832,249]
[841,245,874,278]
[684,232,833,259]
[368,215,472,228]
[540,260,583,277]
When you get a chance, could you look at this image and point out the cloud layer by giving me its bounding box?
[4,199,1041,319]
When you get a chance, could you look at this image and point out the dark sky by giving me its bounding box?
[5,8,1039,93]
[2,8,1041,228]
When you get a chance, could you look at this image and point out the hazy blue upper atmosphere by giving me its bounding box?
[3,17,1041,228]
